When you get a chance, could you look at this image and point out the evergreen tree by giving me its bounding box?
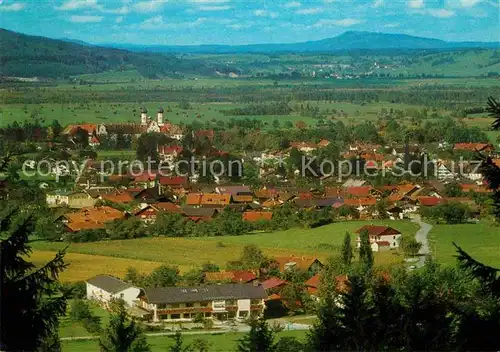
[340,231,353,266]
[338,273,375,350]
[237,318,275,352]
[306,294,345,351]
[169,331,191,352]
[358,229,373,270]
[0,205,68,351]
[99,300,150,352]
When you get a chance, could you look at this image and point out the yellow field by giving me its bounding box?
[31,220,414,281]
[30,251,162,282]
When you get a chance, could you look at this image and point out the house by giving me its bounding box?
[86,275,141,307]
[454,143,494,153]
[101,192,134,204]
[437,163,454,180]
[182,207,218,222]
[46,190,96,209]
[135,202,182,223]
[204,271,257,283]
[274,256,324,274]
[158,145,184,163]
[137,283,267,322]
[200,193,231,207]
[216,185,252,196]
[64,206,125,232]
[242,211,273,222]
[355,225,402,251]
[305,274,321,296]
[290,141,317,154]
[345,186,375,198]
[158,176,188,189]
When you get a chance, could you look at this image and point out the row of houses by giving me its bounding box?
[86,224,401,323]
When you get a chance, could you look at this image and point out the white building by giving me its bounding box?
[86,275,141,307]
[137,283,267,322]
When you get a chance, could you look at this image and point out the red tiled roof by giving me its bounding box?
[417,196,442,207]
[343,197,377,206]
[261,277,287,290]
[355,225,401,236]
[454,143,493,151]
[186,193,203,206]
[200,193,231,205]
[305,274,320,288]
[158,145,183,155]
[134,173,157,182]
[232,271,257,282]
[345,186,373,197]
[158,176,188,186]
[233,195,254,203]
[242,211,273,222]
[101,192,134,204]
[152,202,181,213]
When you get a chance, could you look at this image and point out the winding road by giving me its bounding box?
[410,215,433,268]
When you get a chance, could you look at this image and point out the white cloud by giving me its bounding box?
[133,0,168,13]
[428,8,455,17]
[69,15,103,23]
[198,5,230,11]
[296,7,322,14]
[384,23,400,28]
[254,9,279,18]
[0,2,25,11]
[408,0,424,8]
[373,0,384,7]
[101,6,130,14]
[284,1,301,8]
[457,0,481,7]
[314,18,363,27]
[140,16,208,29]
[57,0,98,11]
[116,16,124,23]
[227,23,253,30]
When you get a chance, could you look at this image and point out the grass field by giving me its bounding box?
[428,222,500,268]
[30,251,162,282]
[30,220,418,281]
[0,99,430,127]
[62,330,308,352]
[60,301,110,338]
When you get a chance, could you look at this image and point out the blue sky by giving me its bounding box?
[0,0,499,45]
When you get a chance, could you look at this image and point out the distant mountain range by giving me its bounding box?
[105,31,500,53]
[0,28,217,79]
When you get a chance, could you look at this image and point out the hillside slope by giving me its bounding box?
[0,29,216,79]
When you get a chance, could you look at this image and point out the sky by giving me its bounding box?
[0,0,499,45]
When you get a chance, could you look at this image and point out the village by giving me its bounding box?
[16,106,492,329]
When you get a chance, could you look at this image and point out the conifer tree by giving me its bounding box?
[99,300,150,352]
[237,318,275,352]
[340,231,353,266]
[358,229,373,270]
[0,204,68,351]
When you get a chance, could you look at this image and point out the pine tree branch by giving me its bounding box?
[453,242,500,295]
[486,96,500,130]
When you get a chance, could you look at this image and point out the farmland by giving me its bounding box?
[428,221,500,268]
[30,220,419,281]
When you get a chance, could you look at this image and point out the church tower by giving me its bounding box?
[140,107,148,125]
[157,107,164,126]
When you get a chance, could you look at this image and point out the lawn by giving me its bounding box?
[62,330,308,352]
[428,222,500,268]
[31,220,418,280]
[59,301,110,338]
[30,251,162,282]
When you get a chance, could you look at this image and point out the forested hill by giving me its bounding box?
[0,29,217,79]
